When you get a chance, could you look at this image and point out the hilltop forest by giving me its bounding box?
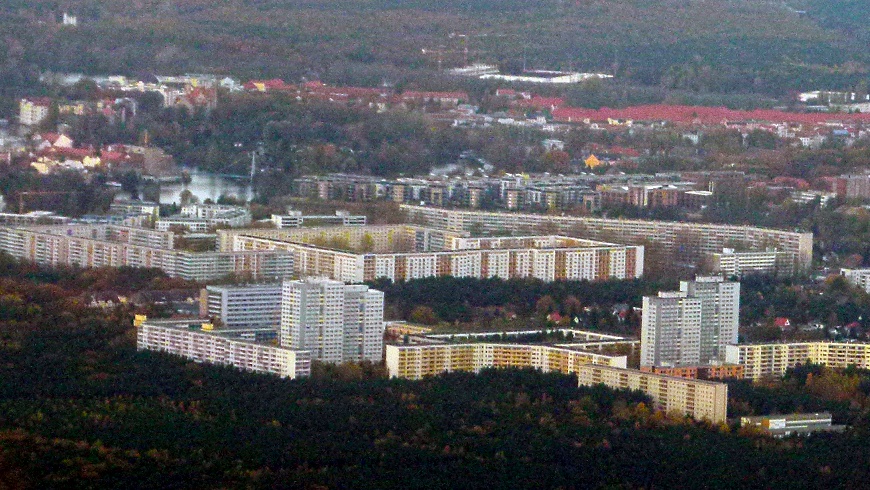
[2,0,869,100]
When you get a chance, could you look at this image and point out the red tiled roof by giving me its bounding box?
[514,96,565,110]
[400,91,468,101]
[24,97,52,106]
[553,104,870,124]
[40,133,61,144]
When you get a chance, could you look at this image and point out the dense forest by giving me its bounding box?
[1,0,868,100]
[5,259,870,487]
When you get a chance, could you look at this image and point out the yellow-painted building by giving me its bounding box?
[576,365,728,423]
[726,342,870,379]
[385,343,627,380]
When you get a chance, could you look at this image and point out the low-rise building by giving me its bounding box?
[740,413,842,437]
[0,211,69,226]
[19,98,51,126]
[157,204,251,231]
[640,364,744,380]
[271,210,367,228]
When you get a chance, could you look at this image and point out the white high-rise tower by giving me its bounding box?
[640,276,740,367]
[280,278,384,364]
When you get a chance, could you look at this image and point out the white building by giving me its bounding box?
[641,292,702,367]
[270,210,367,228]
[157,204,251,231]
[19,98,51,126]
[109,200,160,223]
[280,278,384,364]
[137,320,310,378]
[680,276,740,363]
[709,249,796,277]
[641,276,740,367]
[204,284,283,329]
[841,268,870,293]
[0,224,293,282]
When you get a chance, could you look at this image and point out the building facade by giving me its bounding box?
[137,320,311,378]
[401,205,813,272]
[385,343,627,380]
[641,292,702,367]
[841,268,870,293]
[19,98,51,126]
[0,224,293,282]
[709,249,797,277]
[640,364,744,380]
[221,226,644,284]
[725,342,870,379]
[576,365,728,423]
[280,278,384,363]
[641,277,739,368]
[680,276,740,363]
[203,284,283,329]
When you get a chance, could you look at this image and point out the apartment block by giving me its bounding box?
[641,277,739,368]
[271,210,367,228]
[709,249,797,277]
[841,268,870,293]
[640,364,744,380]
[641,292,702,367]
[680,276,740,363]
[108,200,160,223]
[576,365,728,423]
[137,320,311,378]
[221,225,643,283]
[0,212,69,227]
[280,278,384,364]
[726,342,870,379]
[19,97,51,126]
[401,205,813,272]
[157,204,252,232]
[385,343,627,380]
[203,284,283,329]
[0,224,293,282]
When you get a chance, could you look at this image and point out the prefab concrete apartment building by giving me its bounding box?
[0,224,293,282]
[220,225,644,283]
[137,320,311,379]
[400,205,813,272]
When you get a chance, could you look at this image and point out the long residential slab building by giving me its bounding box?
[386,343,727,423]
[400,205,813,272]
[137,320,311,378]
[219,225,643,283]
[575,365,728,423]
[0,224,293,282]
[726,342,870,380]
[385,343,628,379]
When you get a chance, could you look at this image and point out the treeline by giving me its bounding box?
[1,0,867,102]
[372,276,671,329]
[7,263,870,487]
